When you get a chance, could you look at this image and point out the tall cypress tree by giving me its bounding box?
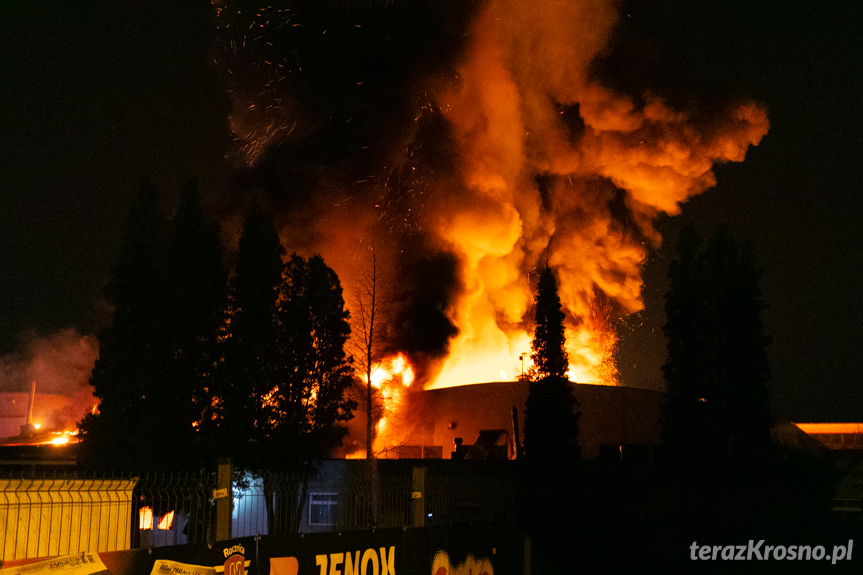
[80,179,227,471]
[521,264,579,575]
[524,265,578,464]
[162,180,226,460]
[529,266,569,380]
[80,179,168,470]
[217,208,285,470]
[663,224,771,461]
[661,224,708,458]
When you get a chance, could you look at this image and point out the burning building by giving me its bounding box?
[0,330,96,447]
[213,0,767,462]
[0,384,82,448]
[341,379,663,461]
[215,0,767,393]
[0,2,769,471]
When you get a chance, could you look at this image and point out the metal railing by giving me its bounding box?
[0,462,517,562]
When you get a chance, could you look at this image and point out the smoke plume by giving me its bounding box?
[215,0,768,388]
[0,329,99,433]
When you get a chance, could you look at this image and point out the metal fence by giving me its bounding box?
[0,462,517,562]
[133,472,218,548]
[225,464,517,536]
[426,469,516,525]
[0,475,137,563]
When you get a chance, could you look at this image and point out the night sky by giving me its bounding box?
[2,1,861,422]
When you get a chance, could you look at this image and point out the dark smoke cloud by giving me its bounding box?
[215,0,478,368]
[390,237,461,358]
[594,0,771,118]
[215,0,477,172]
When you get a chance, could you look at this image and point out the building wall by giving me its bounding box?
[418,382,665,460]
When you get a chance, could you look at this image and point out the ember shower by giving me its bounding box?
[214,0,768,388]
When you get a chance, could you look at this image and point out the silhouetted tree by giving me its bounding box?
[214,210,356,471]
[521,266,579,575]
[524,266,579,464]
[216,208,285,470]
[662,224,771,461]
[80,180,228,471]
[80,179,171,470]
[162,180,227,457]
[277,254,357,460]
[524,375,580,463]
[348,247,390,460]
[529,266,568,380]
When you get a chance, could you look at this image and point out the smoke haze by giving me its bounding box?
[0,329,98,433]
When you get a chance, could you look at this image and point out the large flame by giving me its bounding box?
[424,0,767,387]
[217,1,768,394]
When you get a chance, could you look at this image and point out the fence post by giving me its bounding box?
[411,466,426,528]
[215,459,232,541]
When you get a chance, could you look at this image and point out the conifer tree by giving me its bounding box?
[81,179,227,471]
[80,179,170,470]
[217,208,285,469]
[529,266,568,380]
[524,266,579,464]
[663,224,771,460]
[163,180,226,454]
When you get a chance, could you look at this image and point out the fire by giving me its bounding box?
[50,432,72,445]
[423,0,766,388]
[369,353,413,389]
[138,507,174,531]
[391,354,414,387]
[139,506,153,530]
[364,353,418,455]
[157,510,175,530]
[219,2,768,398]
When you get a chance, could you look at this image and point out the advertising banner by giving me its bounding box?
[148,560,216,575]
[0,553,111,575]
[90,521,518,575]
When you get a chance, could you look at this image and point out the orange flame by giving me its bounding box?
[365,353,418,455]
[222,1,769,429]
[424,0,767,388]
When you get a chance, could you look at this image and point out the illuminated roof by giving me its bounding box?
[795,423,863,435]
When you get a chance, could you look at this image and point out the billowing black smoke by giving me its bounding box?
[214,1,478,367]
[390,236,461,359]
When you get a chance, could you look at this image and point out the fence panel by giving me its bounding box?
[426,469,516,525]
[133,472,217,547]
[0,475,136,563]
